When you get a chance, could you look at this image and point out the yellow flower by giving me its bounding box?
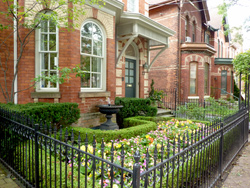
[145,135,150,139]
[87,145,93,153]
[116,144,122,149]
[181,123,184,126]
[157,144,161,149]
[113,185,119,188]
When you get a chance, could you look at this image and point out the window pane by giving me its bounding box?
[221,70,227,94]
[125,62,129,68]
[130,69,134,76]
[130,77,134,84]
[190,63,197,94]
[49,34,56,51]
[41,21,48,32]
[50,53,57,70]
[92,57,101,73]
[204,63,209,94]
[50,71,57,88]
[93,40,102,56]
[125,77,128,83]
[41,53,49,70]
[81,56,90,71]
[81,37,92,54]
[92,74,101,88]
[125,69,128,76]
[41,34,48,51]
[130,62,134,68]
[49,20,56,32]
[81,23,92,38]
[128,0,136,12]
[93,24,102,41]
[190,80,196,94]
[41,71,48,88]
[81,73,90,88]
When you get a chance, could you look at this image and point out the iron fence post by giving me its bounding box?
[133,150,140,188]
[239,72,242,110]
[175,88,177,114]
[35,124,39,188]
[248,75,250,110]
[219,122,224,179]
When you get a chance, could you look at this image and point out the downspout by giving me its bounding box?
[177,0,182,101]
[14,0,18,104]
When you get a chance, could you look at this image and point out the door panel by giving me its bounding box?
[125,58,136,97]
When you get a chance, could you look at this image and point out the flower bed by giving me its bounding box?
[73,119,206,187]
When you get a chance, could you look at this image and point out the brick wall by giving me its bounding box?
[0,0,14,103]
[149,5,179,91]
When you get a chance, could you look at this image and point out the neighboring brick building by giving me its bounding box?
[208,9,239,99]
[0,0,174,127]
[148,0,238,101]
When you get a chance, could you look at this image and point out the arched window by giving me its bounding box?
[36,13,59,91]
[204,63,209,95]
[217,40,220,57]
[80,21,105,90]
[185,16,189,38]
[192,21,196,42]
[190,62,198,95]
[221,41,223,58]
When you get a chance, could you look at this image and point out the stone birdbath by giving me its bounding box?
[97,98,123,130]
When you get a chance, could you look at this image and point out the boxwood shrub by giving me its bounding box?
[0,102,80,127]
[115,97,157,127]
[70,118,157,143]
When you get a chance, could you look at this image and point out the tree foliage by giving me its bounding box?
[233,50,250,78]
[218,0,244,45]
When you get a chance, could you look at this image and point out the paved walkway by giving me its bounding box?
[221,134,250,188]
[0,163,20,188]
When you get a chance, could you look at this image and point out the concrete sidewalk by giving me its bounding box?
[221,135,250,188]
[0,163,20,188]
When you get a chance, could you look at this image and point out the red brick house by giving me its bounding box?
[0,0,174,126]
[208,9,238,99]
[148,0,238,101]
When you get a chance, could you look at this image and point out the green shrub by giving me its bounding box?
[148,79,164,105]
[71,118,157,143]
[233,79,240,100]
[115,97,157,127]
[0,102,80,127]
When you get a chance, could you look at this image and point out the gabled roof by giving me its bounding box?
[208,8,230,42]
[207,8,223,29]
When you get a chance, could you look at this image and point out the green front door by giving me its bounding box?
[125,58,136,98]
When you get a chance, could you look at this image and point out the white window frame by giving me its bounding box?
[80,19,106,92]
[127,0,139,13]
[35,14,59,92]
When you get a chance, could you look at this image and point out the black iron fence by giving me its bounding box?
[156,88,241,121]
[0,106,249,188]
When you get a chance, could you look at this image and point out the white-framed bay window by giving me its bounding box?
[80,21,106,91]
[36,16,59,91]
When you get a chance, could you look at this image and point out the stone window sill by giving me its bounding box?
[79,91,110,98]
[188,96,199,99]
[31,92,61,99]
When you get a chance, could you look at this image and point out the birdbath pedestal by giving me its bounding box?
[97,105,123,130]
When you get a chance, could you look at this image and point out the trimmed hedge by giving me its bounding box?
[69,116,208,143]
[0,102,80,127]
[71,118,157,143]
[115,97,157,127]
